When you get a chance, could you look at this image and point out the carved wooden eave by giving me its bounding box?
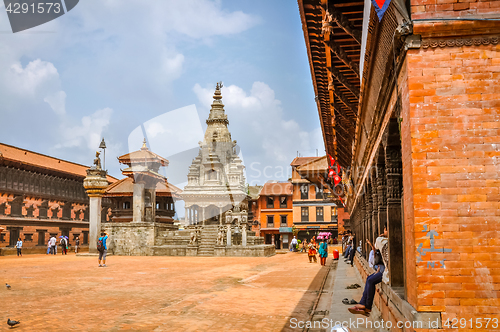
[298,0,363,169]
[329,67,360,98]
[326,40,360,77]
[328,7,362,44]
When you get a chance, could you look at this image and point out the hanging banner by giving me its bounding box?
[371,0,391,21]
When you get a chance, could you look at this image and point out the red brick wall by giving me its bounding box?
[411,0,500,19]
[405,42,500,321]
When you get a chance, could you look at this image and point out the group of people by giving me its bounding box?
[299,236,329,266]
[342,231,356,266]
[46,235,80,255]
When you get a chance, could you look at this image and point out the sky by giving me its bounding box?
[0,0,325,195]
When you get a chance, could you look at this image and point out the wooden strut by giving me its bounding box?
[329,67,360,98]
[325,40,359,77]
[331,85,358,115]
[327,6,362,44]
[332,102,357,129]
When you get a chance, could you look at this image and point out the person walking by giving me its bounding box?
[15,237,23,257]
[301,239,308,253]
[46,238,51,255]
[307,239,317,263]
[75,236,80,254]
[319,239,328,266]
[291,236,298,252]
[49,235,57,255]
[98,232,108,267]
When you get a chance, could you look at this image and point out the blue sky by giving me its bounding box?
[0,0,324,189]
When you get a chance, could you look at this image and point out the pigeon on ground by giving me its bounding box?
[7,318,20,327]
[6,283,11,290]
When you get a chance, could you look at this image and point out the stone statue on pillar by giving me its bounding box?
[84,153,108,254]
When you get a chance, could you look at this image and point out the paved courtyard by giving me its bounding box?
[2,252,328,331]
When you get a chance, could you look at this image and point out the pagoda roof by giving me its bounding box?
[117,144,169,167]
[0,142,117,182]
[295,156,328,173]
[104,177,181,198]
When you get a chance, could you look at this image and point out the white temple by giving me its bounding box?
[182,83,248,226]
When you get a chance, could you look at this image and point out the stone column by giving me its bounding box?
[226,210,232,246]
[219,207,223,226]
[89,196,102,252]
[133,182,145,222]
[83,168,108,254]
[241,212,248,246]
[202,207,205,226]
[185,207,189,225]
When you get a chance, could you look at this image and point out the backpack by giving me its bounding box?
[97,237,104,252]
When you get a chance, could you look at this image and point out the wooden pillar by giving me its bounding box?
[377,147,387,237]
[386,118,404,288]
[365,181,373,258]
[371,173,379,243]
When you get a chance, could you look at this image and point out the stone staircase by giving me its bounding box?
[197,225,219,256]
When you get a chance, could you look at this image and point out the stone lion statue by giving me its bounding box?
[189,231,197,245]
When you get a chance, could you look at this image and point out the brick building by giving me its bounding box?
[248,185,263,236]
[0,143,116,254]
[255,181,293,249]
[299,0,500,329]
[291,156,348,242]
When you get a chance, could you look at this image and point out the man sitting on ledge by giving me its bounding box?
[348,225,388,316]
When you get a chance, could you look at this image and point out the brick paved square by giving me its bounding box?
[2,252,327,331]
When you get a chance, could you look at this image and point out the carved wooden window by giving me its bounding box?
[316,186,324,199]
[279,196,287,208]
[301,207,309,221]
[316,207,324,221]
[82,231,88,244]
[267,215,274,228]
[267,197,274,209]
[24,233,33,242]
[300,185,309,199]
[0,233,5,242]
[123,201,131,209]
[331,207,338,216]
[280,215,287,226]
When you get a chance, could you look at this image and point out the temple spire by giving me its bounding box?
[204,82,231,144]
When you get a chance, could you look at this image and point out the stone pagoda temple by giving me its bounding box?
[183,82,247,226]
[175,83,274,257]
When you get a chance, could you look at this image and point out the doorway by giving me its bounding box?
[274,234,281,249]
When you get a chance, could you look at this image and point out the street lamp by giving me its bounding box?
[99,138,106,171]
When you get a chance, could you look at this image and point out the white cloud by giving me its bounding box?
[44,90,66,115]
[5,59,61,97]
[56,107,113,150]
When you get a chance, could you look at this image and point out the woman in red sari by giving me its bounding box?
[308,236,318,263]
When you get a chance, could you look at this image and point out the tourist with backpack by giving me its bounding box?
[97,232,108,267]
[60,237,68,255]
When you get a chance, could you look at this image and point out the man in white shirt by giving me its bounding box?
[49,236,57,255]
